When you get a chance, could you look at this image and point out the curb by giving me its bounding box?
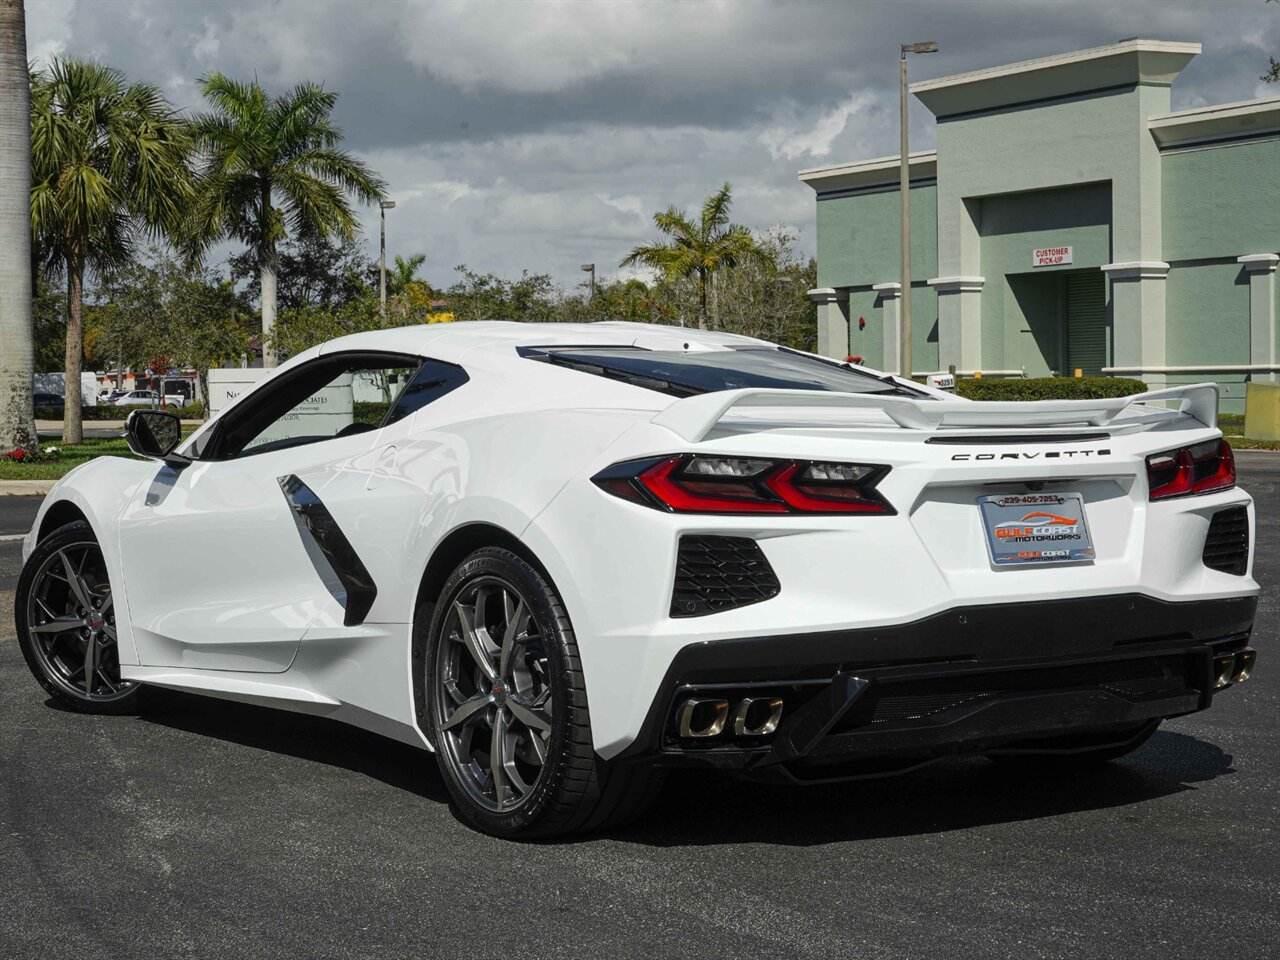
[0,481,55,497]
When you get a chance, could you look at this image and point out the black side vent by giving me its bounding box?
[1203,507,1249,576]
[671,536,780,618]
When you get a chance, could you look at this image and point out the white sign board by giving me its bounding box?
[207,368,355,448]
[926,373,956,391]
[1032,246,1073,267]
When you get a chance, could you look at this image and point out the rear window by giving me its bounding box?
[522,345,920,398]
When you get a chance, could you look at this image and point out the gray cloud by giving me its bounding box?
[24,0,1279,288]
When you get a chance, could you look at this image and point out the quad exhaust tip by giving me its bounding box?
[1214,649,1256,690]
[676,696,784,739]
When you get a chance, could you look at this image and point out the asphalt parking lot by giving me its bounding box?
[1,454,1277,960]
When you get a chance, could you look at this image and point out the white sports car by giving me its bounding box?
[16,321,1259,837]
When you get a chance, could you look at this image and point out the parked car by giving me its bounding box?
[14,322,1260,838]
[111,390,159,407]
[98,389,125,404]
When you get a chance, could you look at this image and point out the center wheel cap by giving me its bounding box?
[491,679,508,705]
[86,615,104,632]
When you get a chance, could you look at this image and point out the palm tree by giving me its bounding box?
[620,182,774,330]
[187,74,386,367]
[0,0,36,452]
[30,58,194,444]
[388,253,426,295]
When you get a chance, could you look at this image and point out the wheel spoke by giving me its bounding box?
[29,616,84,635]
[507,695,551,733]
[58,549,94,611]
[441,692,492,732]
[83,633,99,695]
[490,710,510,810]
[453,600,497,681]
[98,590,112,617]
[498,595,526,678]
[527,730,548,766]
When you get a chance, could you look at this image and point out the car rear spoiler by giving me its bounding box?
[651,383,1219,442]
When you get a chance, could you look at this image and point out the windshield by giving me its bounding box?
[525,345,919,398]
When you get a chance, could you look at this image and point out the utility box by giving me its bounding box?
[1243,382,1280,441]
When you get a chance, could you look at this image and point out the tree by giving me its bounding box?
[443,266,558,323]
[620,182,775,330]
[0,0,36,452]
[30,58,194,443]
[187,74,386,368]
[388,253,427,295]
[228,227,375,312]
[91,249,250,405]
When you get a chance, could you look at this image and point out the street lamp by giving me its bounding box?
[899,40,938,380]
[580,263,596,299]
[380,200,397,317]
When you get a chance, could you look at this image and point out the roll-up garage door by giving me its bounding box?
[1065,271,1107,376]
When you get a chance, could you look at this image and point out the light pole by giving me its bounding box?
[899,40,938,380]
[380,200,397,317]
[580,263,596,299]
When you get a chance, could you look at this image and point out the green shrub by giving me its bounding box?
[957,377,1148,401]
[34,401,205,420]
[353,401,390,424]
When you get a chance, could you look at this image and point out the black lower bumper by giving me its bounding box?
[618,593,1257,782]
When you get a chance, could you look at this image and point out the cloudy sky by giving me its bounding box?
[24,0,1280,291]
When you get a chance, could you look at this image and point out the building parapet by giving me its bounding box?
[1148,98,1280,150]
[798,151,937,195]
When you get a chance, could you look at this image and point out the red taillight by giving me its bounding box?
[1146,439,1235,501]
[593,455,894,515]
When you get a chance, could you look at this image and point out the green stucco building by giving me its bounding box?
[801,39,1279,411]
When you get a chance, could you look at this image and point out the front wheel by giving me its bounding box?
[423,547,662,838]
[15,520,140,714]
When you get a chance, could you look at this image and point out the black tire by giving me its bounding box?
[988,720,1160,768]
[423,546,663,838]
[15,520,141,715]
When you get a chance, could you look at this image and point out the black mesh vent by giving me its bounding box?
[671,535,780,618]
[1203,507,1249,576]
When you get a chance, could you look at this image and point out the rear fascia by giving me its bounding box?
[528,417,1259,760]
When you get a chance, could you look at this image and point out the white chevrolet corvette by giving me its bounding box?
[17,321,1259,836]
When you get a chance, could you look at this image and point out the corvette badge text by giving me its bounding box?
[951,449,1111,460]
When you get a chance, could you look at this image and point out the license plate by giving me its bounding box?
[978,492,1095,566]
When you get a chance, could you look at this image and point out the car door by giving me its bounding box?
[117,352,421,673]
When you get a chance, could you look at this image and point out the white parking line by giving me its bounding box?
[0,534,27,542]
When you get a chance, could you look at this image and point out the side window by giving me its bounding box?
[241,362,417,454]
[383,359,470,425]
[200,352,423,460]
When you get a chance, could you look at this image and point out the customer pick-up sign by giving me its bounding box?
[1032,246,1073,267]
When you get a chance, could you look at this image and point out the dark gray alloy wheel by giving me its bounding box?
[16,520,140,714]
[424,547,664,838]
[432,573,554,813]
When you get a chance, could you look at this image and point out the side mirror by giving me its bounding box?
[124,410,189,467]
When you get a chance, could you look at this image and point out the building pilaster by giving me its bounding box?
[1102,261,1169,390]
[871,282,901,372]
[928,276,984,373]
[808,288,850,360]
[1239,254,1279,383]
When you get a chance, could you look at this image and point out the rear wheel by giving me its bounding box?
[424,547,662,837]
[15,520,140,714]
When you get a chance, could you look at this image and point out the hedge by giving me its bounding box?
[35,401,205,420]
[956,377,1148,401]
